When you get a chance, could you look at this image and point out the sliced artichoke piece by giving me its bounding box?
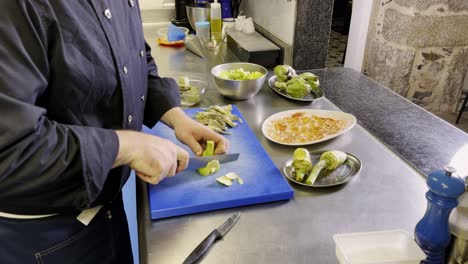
[202,141,215,156]
[222,104,232,112]
[237,177,244,184]
[216,176,233,186]
[194,104,242,134]
[208,124,230,134]
[221,172,243,185]
[178,76,190,87]
[225,172,240,180]
[197,160,220,176]
[177,76,191,91]
[221,115,237,127]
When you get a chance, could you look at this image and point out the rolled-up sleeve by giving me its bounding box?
[143,42,181,128]
[0,1,119,214]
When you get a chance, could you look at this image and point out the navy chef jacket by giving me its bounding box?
[0,0,180,215]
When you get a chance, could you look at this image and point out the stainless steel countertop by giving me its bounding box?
[138,25,428,264]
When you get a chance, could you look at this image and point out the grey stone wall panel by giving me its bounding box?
[392,0,468,12]
[407,48,450,110]
[382,8,468,48]
[393,0,447,11]
[445,47,468,110]
[364,39,416,96]
[293,0,334,70]
[407,47,468,112]
[448,0,468,12]
[364,0,468,114]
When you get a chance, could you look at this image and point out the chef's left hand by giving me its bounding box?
[161,107,230,156]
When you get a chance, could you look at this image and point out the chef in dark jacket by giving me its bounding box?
[0,1,229,263]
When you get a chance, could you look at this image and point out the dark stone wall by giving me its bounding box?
[293,0,334,70]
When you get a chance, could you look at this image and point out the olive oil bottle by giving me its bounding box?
[210,0,222,44]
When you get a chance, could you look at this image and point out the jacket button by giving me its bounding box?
[104,8,112,19]
[128,0,135,7]
[139,50,145,57]
[128,115,133,123]
[123,66,128,74]
[140,95,145,101]
[106,211,112,219]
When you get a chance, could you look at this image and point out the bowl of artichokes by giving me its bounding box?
[211,62,267,100]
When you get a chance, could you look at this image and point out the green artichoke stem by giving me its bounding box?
[305,160,327,185]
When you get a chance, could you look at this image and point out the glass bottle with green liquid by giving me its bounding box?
[210,0,222,45]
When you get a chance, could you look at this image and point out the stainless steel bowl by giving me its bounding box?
[186,4,210,31]
[211,62,268,100]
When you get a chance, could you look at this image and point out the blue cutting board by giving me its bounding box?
[144,105,294,219]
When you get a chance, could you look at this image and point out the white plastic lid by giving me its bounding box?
[333,229,425,264]
[195,21,210,28]
[211,0,221,10]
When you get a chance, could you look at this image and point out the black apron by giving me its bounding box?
[0,196,133,264]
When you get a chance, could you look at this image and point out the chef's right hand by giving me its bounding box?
[113,130,189,184]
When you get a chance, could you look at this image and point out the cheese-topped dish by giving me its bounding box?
[268,112,346,144]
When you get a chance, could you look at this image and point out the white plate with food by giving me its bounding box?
[261,109,357,146]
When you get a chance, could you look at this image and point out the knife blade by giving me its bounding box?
[185,153,240,171]
[182,212,241,264]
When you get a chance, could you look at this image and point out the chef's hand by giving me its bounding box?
[161,107,230,156]
[113,130,189,184]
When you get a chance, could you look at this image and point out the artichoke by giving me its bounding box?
[274,81,288,91]
[274,65,290,82]
[197,160,220,176]
[196,141,221,176]
[274,65,297,81]
[305,150,347,185]
[202,140,215,156]
[285,77,311,98]
[299,72,318,83]
[299,72,320,95]
[177,76,190,90]
[292,148,313,182]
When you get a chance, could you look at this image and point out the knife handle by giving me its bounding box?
[182,229,222,264]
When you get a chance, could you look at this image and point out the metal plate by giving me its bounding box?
[268,76,325,102]
[283,150,362,187]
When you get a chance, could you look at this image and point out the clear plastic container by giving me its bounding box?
[157,26,189,41]
[179,79,206,106]
[172,74,207,107]
[195,21,210,44]
[210,0,222,43]
[333,230,426,264]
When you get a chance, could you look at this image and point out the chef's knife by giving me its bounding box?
[182,212,241,264]
[185,153,240,171]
